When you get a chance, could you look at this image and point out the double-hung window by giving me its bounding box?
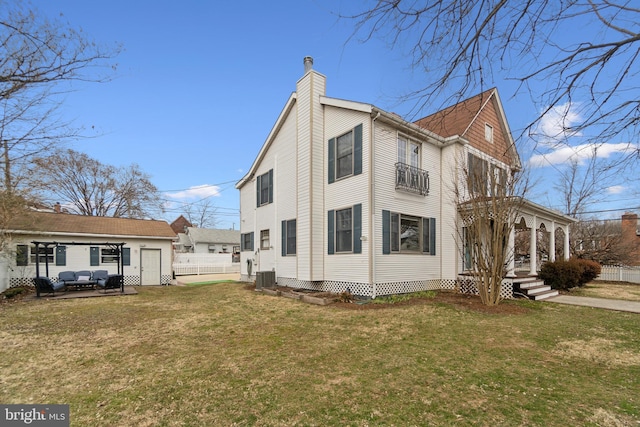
[328,124,363,183]
[241,232,254,251]
[256,169,273,207]
[382,210,436,255]
[281,219,296,256]
[328,204,362,254]
[336,131,353,180]
[260,229,270,250]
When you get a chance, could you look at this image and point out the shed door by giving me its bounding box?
[140,248,161,285]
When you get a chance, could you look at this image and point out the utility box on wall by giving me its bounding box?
[256,271,276,289]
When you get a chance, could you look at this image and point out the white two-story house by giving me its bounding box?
[236,57,573,298]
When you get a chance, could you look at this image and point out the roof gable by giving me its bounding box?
[7,212,176,239]
[414,89,521,168]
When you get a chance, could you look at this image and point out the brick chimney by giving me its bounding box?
[622,213,639,238]
[54,202,61,213]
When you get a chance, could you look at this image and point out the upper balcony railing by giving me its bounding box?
[395,162,429,196]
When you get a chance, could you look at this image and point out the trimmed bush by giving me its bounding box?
[538,258,602,291]
[578,259,601,284]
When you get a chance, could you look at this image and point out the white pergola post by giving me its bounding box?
[506,224,516,277]
[529,215,537,275]
[564,226,570,260]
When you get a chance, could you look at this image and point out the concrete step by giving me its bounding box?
[525,285,552,295]
[531,290,559,300]
[518,280,545,290]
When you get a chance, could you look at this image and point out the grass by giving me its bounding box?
[569,281,640,302]
[1,282,639,426]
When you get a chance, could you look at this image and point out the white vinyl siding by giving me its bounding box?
[323,106,370,283]
[373,122,442,283]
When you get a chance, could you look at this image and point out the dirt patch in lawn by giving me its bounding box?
[247,284,529,315]
[333,291,530,315]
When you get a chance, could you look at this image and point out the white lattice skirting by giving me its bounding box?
[456,276,514,300]
[241,274,492,298]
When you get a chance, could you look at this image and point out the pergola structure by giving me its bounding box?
[505,199,576,277]
[32,241,126,295]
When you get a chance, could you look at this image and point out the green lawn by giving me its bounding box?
[1,283,639,426]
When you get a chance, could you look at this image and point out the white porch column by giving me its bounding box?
[549,220,556,262]
[506,224,516,277]
[564,225,570,260]
[529,215,537,275]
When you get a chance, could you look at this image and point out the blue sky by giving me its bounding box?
[30,0,638,227]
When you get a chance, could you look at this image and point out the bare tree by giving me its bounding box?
[33,149,163,219]
[344,1,640,163]
[570,218,638,265]
[456,155,527,306]
[184,199,218,229]
[0,1,119,193]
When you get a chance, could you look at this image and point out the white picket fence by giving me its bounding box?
[597,265,640,284]
[173,253,240,276]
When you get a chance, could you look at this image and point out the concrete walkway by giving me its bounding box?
[547,295,640,314]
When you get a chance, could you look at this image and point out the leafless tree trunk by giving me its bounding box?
[456,154,528,306]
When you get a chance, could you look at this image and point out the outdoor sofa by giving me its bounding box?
[58,270,110,290]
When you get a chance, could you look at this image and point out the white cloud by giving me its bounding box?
[165,184,221,200]
[534,102,582,145]
[528,142,635,168]
[606,185,625,194]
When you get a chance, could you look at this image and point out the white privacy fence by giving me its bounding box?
[597,265,640,284]
[173,253,240,276]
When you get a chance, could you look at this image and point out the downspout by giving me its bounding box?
[370,111,380,299]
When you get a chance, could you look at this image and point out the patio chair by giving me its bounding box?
[92,270,109,286]
[96,274,123,293]
[33,277,66,297]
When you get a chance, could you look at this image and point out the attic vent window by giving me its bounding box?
[485,123,493,143]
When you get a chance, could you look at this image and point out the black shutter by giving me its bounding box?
[328,210,335,254]
[382,210,390,254]
[123,248,131,266]
[16,244,28,266]
[56,246,66,266]
[353,204,362,254]
[430,217,436,256]
[268,169,274,203]
[256,174,261,207]
[281,220,286,256]
[249,232,254,251]
[422,218,430,254]
[328,138,335,184]
[90,247,99,266]
[354,124,363,176]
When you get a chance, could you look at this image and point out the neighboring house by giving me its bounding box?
[174,227,240,256]
[235,57,573,298]
[1,211,176,292]
[170,215,193,234]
